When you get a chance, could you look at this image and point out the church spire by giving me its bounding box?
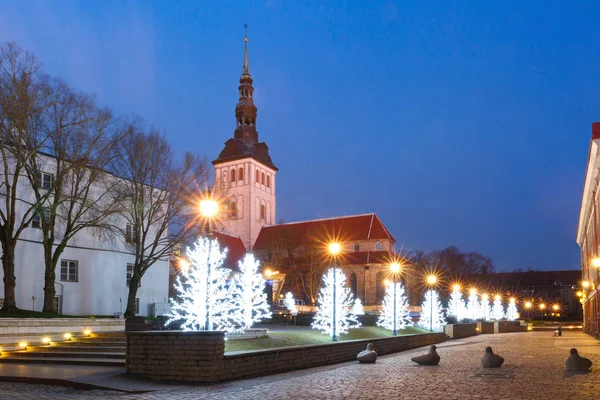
[234,24,258,142]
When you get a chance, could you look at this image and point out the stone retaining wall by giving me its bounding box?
[477,321,495,334]
[126,331,446,383]
[0,318,124,340]
[445,323,478,339]
[494,321,527,333]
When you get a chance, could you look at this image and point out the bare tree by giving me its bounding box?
[0,43,52,311]
[297,239,326,305]
[26,79,125,312]
[113,126,207,316]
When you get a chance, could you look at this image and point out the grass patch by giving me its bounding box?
[225,326,429,353]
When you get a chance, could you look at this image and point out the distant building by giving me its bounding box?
[576,122,600,335]
[209,32,403,307]
[463,270,582,317]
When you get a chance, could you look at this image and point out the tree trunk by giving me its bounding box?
[124,276,140,316]
[42,246,57,313]
[1,240,18,312]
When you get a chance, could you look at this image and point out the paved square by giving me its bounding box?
[0,331,598,399]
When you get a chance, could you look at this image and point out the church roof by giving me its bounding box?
[212,231,247,270]
[212,138,277,170]
[253,213,395,250]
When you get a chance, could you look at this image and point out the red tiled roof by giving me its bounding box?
[253,213,395,250]
[212,231,247,270]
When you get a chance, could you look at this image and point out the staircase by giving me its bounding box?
[0,333,126,366]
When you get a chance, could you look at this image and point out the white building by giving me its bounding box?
[0,154,169,317]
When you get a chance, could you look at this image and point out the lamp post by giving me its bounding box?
[482,294,488,321]
[539,303,546,326]
[390,262,401,336]
[552,304,559,322]
[199,193,218,331]
[328,242,341,341]
[426,275,437,332]
[524,301,532,320]
[469,288,477,320]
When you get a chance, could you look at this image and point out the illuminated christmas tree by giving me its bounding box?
[352,298,365,316]
[419,289,445,331]
[466,289,480,321]
[448,286,467,321]
[492,296,505,320]
[506,298,518,321]
[480,294,492,321]
[377,282,410,331]
[166,236,232,331]
[229,254,272,330]
[312,268,361,339]
[284,292,298,315]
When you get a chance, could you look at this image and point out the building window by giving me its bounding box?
[260,204,265,220]
[125,224,137,244]
[0,299,3,308]
[231,169,236,182]
[238,167,244,181]
[261,173,265,185]
[36,172,53,191]
[54,296,62,314]
[127,264,141,287]
[354,243,360,252]
[32,208,50,229]
[230,201,237,218]
[375,241,382,251]
[134,298,140,315]
[60,260,78,282]
[350,272,357,295]
[267,175,271,188]
[255,170,259,183]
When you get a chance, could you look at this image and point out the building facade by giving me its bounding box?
[0,154,169,317]
[576,122,600,335]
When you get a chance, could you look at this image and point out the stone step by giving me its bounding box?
[28,345,125,353]
[60,340,126,347]
[5,350,125,359]
[0,356,125,366]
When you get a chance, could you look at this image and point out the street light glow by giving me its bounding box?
[328,242,341,255]
[592,258,600,268]
[552,304,559,311]
[482,293,488,301]
[539,303,546,310]
[525,301,532,308]
[509,297,516,304]
[390,262,401,274]
[199,199,218,218]
[495,295,501,301]
[453,284,460,291]
[426,275,436,285]
[576,291,583,297]
[583,281,590,289]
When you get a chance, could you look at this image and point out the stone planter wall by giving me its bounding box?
[477,321,495,334]
[445,323,478,339]
[494,321,527,333]
[126,331,446,383]
[226,329,268,340]
[0,318,123,342]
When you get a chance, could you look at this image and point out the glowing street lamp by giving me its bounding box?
[592,258,600,268]
[524,301,532,309]
[583,281,590,289]
[329,242,342,341]
[390,262,401,336]
[426,275,437,332]
[199,191,219,331]
[539,303,546,325]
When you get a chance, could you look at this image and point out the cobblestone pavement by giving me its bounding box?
[1,331,599,400]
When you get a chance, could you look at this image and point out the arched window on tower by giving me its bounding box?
[230,201,237,218]
[261,173,265,185]
[238,167,244,182]
[375,241,382,251]
[266,175,271,188]
[350,272,357,296]
[354,243,360,252]
[231,169,236,182]
[255,170,259,183]
[260,204,265,220]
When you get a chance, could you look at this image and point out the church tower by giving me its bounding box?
[213,26,277,250]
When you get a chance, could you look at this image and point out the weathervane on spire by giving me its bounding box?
[244,23,248,42]
[242,23,250,75]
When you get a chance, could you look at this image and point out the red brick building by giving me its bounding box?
[576,122,600,335]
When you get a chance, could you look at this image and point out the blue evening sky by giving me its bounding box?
[1,1,595,271]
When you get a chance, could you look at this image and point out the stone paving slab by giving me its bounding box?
[0,331,599,399]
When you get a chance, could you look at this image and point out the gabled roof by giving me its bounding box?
[253,213,395,250]
[212,231,247,270]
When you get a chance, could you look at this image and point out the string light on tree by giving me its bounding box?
[480,294,492,321]
[377,281,410,332]
[467,288,480,321]
[166,237,232,331]
[352,298,365,316]
[284,292,298,316]
[448,284,467,321]
[312,268,361,339]
[492,295,505,320]
[419,288,445,331]
[506,297,518,321]
[229,254,272,330]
